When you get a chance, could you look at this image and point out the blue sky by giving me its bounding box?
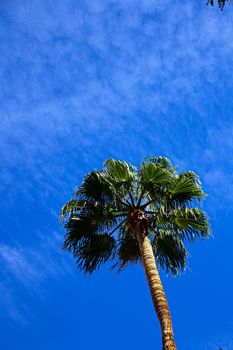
[1,0,233,349]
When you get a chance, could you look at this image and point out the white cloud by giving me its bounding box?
[0,245,40,284]
[1,0,233,329]
[201,126,233,209]
[0,230,73,323]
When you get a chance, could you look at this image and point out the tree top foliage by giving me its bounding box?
[61,157,210,275]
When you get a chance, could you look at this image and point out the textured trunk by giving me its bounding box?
[136,228,177,350]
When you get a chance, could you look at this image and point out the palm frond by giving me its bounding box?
[178,171,200,181]
[143,156,175,172]
[139,162,173,205]
[153,231,188,276]
[63,217,98,253]
[104,159,135,184]
[172,208,210,242]
[168,176,206,207]
[60,199,90,223]
[76,171,114,203]
[149,207,210,243]
[104,159,136,204]
[73,234,116,274]
[140,162,172,185]
[113,225,141,271]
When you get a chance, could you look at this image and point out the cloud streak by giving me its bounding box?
[1,0,233,341]
[0,229,73,324]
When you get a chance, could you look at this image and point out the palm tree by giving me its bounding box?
[60,156,210,350]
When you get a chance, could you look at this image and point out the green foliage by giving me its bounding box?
[168,175,206,207]
[140,162,171,186]
[76,171,114,202]
[153,231,187,276]
[74,234,115,274]
[172,208,209,241]
[114,226,141,271]
[61,156,210,275]
[104,159,134,184]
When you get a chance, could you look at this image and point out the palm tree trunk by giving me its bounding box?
[136,227,177,350]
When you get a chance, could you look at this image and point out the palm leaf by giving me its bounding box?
[104,159,135,204]
[178,171,200,181]
[63,217,98,253]
[144,156,175,172]
[76,171,114,203]
[149,207,210,243]
[74,234,116,274]
[153,231,187,276]
[139,161,174,206]
[140,162,172,185]
[114,225,141,270]
[60,199,89,222]
[168,176,206,206]
[172,208,210,242]
[104,159,135,184]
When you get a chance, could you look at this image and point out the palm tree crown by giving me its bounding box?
[61,156,210,275]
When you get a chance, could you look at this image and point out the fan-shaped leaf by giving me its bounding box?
[140,162,172,185]
[77,171,114,202]
[168,176,206,205]
[114,226,141,270]
[60,199,89,222]
[143,156,175,171]
[74,234,116,274]
[63,217,98,253]
[105,159,134,183]
[172,208,210,242]
[153,231,187,276]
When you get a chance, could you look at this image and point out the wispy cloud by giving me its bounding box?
[1,1,233,207]
[0,244,40,283]
[0,229,73,324]
[1,0,233,339]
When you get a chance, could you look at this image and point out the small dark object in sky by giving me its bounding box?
[207,0,230,10]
